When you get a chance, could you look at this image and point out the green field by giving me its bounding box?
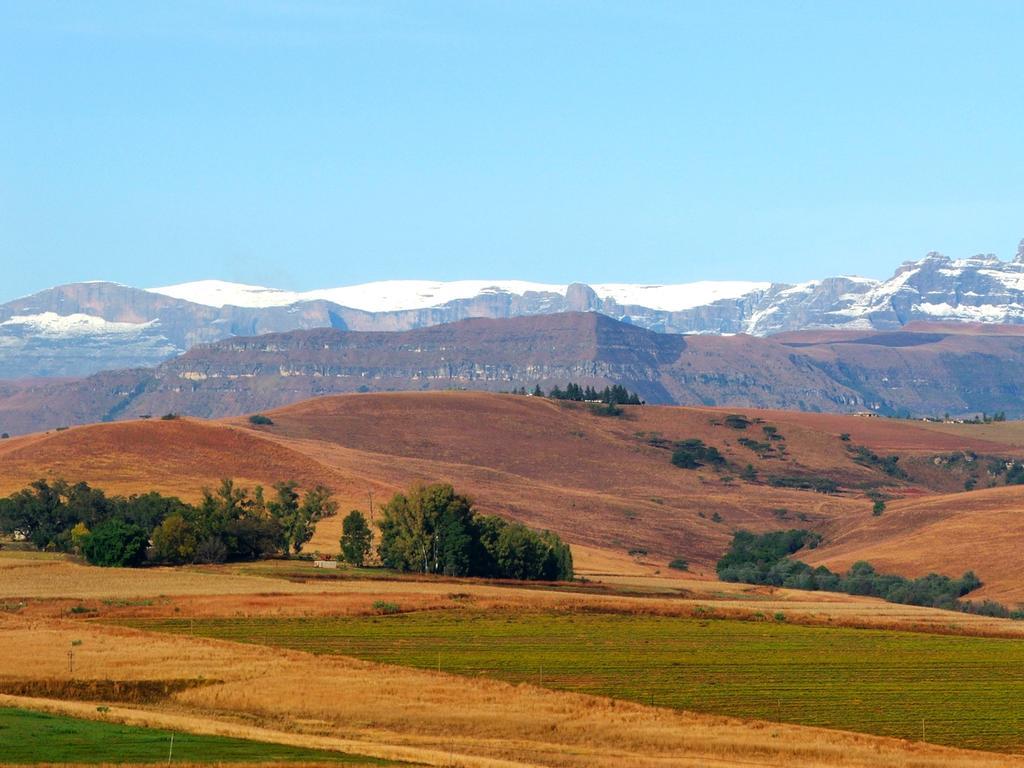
[0,707,395,765]
[121,611,1024,753]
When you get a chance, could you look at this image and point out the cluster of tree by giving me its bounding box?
[969,412,1008,424]
[766,476,839,494]
[0,478,336,567]
[849,445,906,479]
[670,439,725,470]
[533,383,643,405]
[367,484,573,580]
[716,529,1020,617]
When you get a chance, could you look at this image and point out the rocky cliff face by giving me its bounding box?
[5,241,1024,378]
[7,313,1024,435]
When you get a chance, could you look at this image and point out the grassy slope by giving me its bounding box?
[121,610,1024,753]
[4,391,1024,595]
[0,707,391,764]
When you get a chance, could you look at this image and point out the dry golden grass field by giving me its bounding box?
[5,552,1024,767]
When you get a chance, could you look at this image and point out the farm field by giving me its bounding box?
[119,610,1024,753]
[3,555,1024,766]
[0,707,393,765]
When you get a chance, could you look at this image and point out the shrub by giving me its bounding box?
[160,413,179,421]
[668,558,689,571]
[372,600,401,614]
[588,402,625,417]
[768,476,839,494]
[872,499,886,516]
[248,414,274,426]
[1,433,9,439]
[80,519,149,568]
[716,529,994,614]
[671,439,725,469]
[723,414,751,429]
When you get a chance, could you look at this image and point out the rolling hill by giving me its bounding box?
[3,390,1024,601]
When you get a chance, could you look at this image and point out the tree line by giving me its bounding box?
[339,484,573,581]
[0,479,574,582]
[716,529,1020,618]
[0,478,336,567]
[507,383,643,405]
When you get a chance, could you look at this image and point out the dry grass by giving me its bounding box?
[5,392,1024,592]
[806,484,1024,602]
[6,553,1024,638]
[2,612,1023,768]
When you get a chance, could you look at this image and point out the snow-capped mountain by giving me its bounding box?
[2,240,1024,378]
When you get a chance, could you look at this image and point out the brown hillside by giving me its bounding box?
[806,484,1024,602]
[3,392,1022,594]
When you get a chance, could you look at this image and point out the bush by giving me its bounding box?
[372,600,401,614]
[723,414,751,429]
[716,529,994,614]
[872,499,886,516]
[248,414,274,426]
[150,515,197,565]
[0,433,8,439]
[80,519,149,568]
[668,558,689,571]
[671,439,725,470]
[768,476,838,494]
[160,413,179,421]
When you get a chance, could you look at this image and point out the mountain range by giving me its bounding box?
[4,241,1024,378]
[5,311,1024,436]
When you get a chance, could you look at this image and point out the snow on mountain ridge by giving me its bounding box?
[0,312,158,336]
[149,278,773,313]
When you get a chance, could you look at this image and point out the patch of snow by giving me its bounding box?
[0,313,158,336]
[978,270,1024,292]
[149,279,569,312]
[913,302,1020,322]
[589,281,770,311]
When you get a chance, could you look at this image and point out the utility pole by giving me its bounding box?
[67,648,74,675]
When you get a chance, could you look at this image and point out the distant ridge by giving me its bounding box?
[3,239,1024,378]
[5,312,1024,435]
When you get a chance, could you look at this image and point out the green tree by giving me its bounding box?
[150,514,198,564]
[339,510,372,566]
[377,484,475,574]
[80,519,149,567]
[268,481,301,553]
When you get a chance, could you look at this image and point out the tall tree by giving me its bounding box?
[377,484,475,574]
[340,510,372,566]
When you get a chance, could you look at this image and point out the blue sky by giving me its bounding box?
[2,1,1023,302]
